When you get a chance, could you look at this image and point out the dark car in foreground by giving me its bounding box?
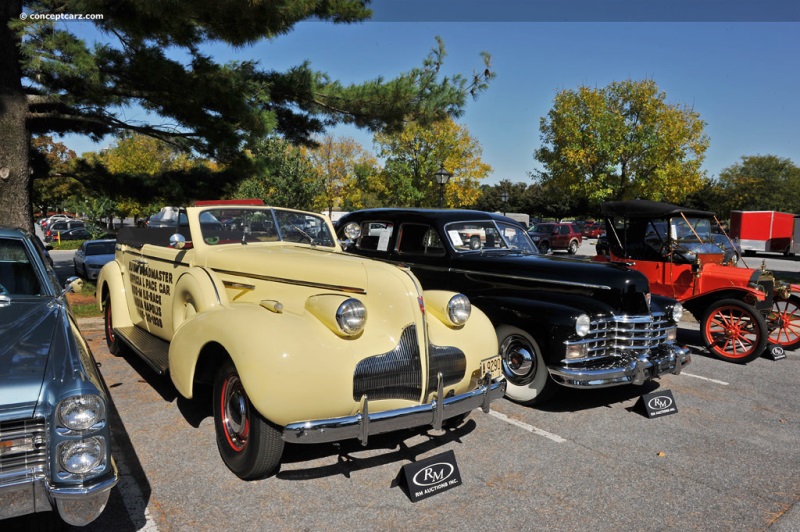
[0,227,118,526]
[337,209,690,405]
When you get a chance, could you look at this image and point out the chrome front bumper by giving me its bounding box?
[549,344,691,388]
[282,376,506,446]
[0,458,118,526]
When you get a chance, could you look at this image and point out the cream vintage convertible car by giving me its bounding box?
[97,201,504,479]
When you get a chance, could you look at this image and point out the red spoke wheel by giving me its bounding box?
[768,295,800,350]
[213,359,284,480]
[701,299,768,363]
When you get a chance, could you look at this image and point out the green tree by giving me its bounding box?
[715,155,800,217]
[232,137,321,210]
[30,135,84,214]
[374,117,491,208]
[534,79,709,206]
[1,1,493,232]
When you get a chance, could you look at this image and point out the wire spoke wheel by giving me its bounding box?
[701,299,767,363]
[768,295,800,350]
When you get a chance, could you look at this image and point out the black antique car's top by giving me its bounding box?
[337,208,657,317]
[602,200,715,219]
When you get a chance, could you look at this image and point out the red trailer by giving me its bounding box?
[730,210,796,256]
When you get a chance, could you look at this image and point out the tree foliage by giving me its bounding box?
[374,117,491,208]
[714,155,800,217]
[307,135,378,215]
[534,79,709,206]
[1,1,494,231]
[232,137,321,211]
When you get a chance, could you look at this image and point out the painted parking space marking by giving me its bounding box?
[489,411,566,443]
[682,372,729,386]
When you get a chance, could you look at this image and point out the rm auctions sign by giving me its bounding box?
[402,450,462,502]
[639,389,679,419]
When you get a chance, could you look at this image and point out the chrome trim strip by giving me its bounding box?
[282,379,506,445]
[414,264,612,291]
[222,281,256,290]
[212,269,367,295]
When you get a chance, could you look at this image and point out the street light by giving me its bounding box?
[434,165,452,208]
[501,191,509,216]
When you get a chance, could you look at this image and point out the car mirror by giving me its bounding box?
[64,276,84,294]
[170,233,187,249]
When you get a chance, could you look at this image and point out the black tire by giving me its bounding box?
[469,235,481,250]
[103,295,126,356]
[213,359,284,480]
[497,325,555,405]
[768,294,800,350]
[538,241,550,254]
[567,240,579,254]
[701,299,768,363]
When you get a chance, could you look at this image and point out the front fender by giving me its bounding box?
[96,260,133,330]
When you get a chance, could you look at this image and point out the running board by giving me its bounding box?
[114,326,170,375]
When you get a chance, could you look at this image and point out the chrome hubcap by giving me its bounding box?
[500,335,536,385]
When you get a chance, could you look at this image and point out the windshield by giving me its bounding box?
[199,208,335,247]
[444,220,538,253]
[530,223,555,233]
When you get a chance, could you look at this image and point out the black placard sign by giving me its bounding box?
[402,450,462,502]
[767,343,786,361]
[639,389,678,418]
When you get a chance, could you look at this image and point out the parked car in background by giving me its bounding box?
[73,239,116,280]
[337,209,690,405]
[97,201,504,479]
[527,221,582,254]
[595,200,800,362]
[0,227,118,526]
[45,219,85,240]
[582,222,605,239]
[41,214,75,231]
[44,226,92,243]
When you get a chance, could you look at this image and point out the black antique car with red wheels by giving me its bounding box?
[594,200,800,363]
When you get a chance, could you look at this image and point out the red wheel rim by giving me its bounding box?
[220,374,250,452]
[705,305,762,359]
[769,299,800,346]
[105,303,115,343]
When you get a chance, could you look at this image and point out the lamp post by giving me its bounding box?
[501,191,509,216]
[434,166,452,208]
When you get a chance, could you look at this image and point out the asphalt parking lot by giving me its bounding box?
[14,241,797,531]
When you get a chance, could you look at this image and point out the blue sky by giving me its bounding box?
[60,4,800,187]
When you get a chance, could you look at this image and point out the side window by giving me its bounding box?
[357,222,393,252]
[397,223,444,256]
[560,225,569,235]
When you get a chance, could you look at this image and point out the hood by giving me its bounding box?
[203,244,370,291]
[0,300,58,419]
[457,252,653,315]
[85,252,115,266]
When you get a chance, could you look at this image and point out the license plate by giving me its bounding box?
[480,355,503,380]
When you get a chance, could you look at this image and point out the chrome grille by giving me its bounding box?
[0,418,48,486]
[353,325,466,401]
[354,326,422,401]
[574,313,672,359]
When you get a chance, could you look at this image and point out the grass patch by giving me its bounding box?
[67,280,101,318]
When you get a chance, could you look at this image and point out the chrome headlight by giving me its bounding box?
[336,298,367,335]
[671,301,684,323]
[58,395,105,431]
[575,314,591,337]
[342,222,361,241]
[59,438,104,474]
[447,294,471,325]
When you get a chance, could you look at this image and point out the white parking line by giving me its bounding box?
[489,411,566,443]
[682,372,729,386]
[114,450,159,531]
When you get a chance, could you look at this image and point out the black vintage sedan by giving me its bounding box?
[337,209,691,405]
[0,227,118,527]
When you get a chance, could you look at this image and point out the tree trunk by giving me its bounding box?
[0,0,33,233]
